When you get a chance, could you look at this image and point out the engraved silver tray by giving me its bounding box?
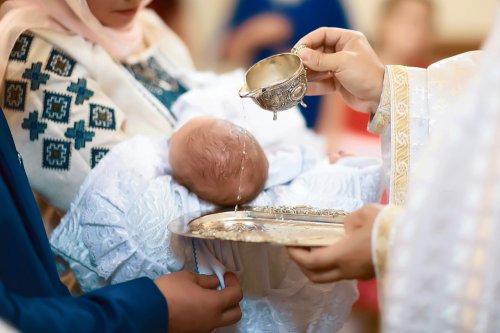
[168,206,347,247]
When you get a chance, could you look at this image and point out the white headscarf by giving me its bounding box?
[0,0,150,84]
[383,7,500,333]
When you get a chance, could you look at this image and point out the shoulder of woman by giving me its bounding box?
[26,28,112,72]
[2,29,129,211]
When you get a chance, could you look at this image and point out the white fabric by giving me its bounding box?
[172,70,313,148]
[1,12,194,211]
[379,52,482,200]
[381,8,500,333]
[0,320,18,333]
[51,135,383,333]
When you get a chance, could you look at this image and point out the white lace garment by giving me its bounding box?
[50,134,383,333]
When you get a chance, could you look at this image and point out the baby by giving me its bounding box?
[169,116,269,206]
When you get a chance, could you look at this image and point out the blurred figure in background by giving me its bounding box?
[377,0,435,66]
[221,0,350,128]
[319,0,435,159]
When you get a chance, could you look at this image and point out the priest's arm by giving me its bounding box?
[369,52,483,288]
[287,27,483,293]
[369,52,483,205]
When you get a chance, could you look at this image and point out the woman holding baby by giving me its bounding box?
[0,0,244,332]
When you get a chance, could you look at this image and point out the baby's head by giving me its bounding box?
[170,117,269,206]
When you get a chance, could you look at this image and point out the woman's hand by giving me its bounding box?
[294,28,385,114]
[287,204,383,283]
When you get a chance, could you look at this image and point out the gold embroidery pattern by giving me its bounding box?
[374,205,403,305]
[389,66,410,206]
[368,68,391,135]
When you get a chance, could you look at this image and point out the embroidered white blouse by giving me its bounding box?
[1,10,195,211]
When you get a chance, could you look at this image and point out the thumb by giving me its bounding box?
[195,274,221,289]
[298,48,345,73]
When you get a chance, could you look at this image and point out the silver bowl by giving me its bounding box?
[239,53,307,120]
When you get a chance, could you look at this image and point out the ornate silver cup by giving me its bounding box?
[239,53,307,120]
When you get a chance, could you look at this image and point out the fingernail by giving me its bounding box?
[299,48,311,62]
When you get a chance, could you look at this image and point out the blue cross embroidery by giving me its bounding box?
[22,111,47,141]
[67,78,94,105]
[3,81,27,111]
[9,33,34,62]
[42,139,71,170]
[22,62,50,91]
[91,147,109,168]
[89,104,116,130]
[43,91,72,123]
[45,49,76,77]
[65,120,95,150]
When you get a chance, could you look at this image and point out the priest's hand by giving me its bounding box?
[154,271,243,333]
[293,28,385,114]
[287,204,382,283]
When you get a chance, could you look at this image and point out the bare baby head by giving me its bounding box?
[169,117,269,206]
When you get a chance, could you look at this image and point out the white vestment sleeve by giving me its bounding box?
[369,52,483,288]
[369,52,483,206]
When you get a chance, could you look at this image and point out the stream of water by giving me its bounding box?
[235,99,249,212]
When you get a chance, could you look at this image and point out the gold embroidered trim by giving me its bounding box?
[374,205,403,306]
[388,66,411,206]
[368,67,391,135]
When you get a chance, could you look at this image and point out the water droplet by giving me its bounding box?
[273,111,277,121]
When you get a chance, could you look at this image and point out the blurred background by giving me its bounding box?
[159,0,496,69]
[153,0,496,157]
[151,1,496,332]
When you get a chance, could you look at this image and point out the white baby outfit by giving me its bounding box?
[50,72,383,333]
